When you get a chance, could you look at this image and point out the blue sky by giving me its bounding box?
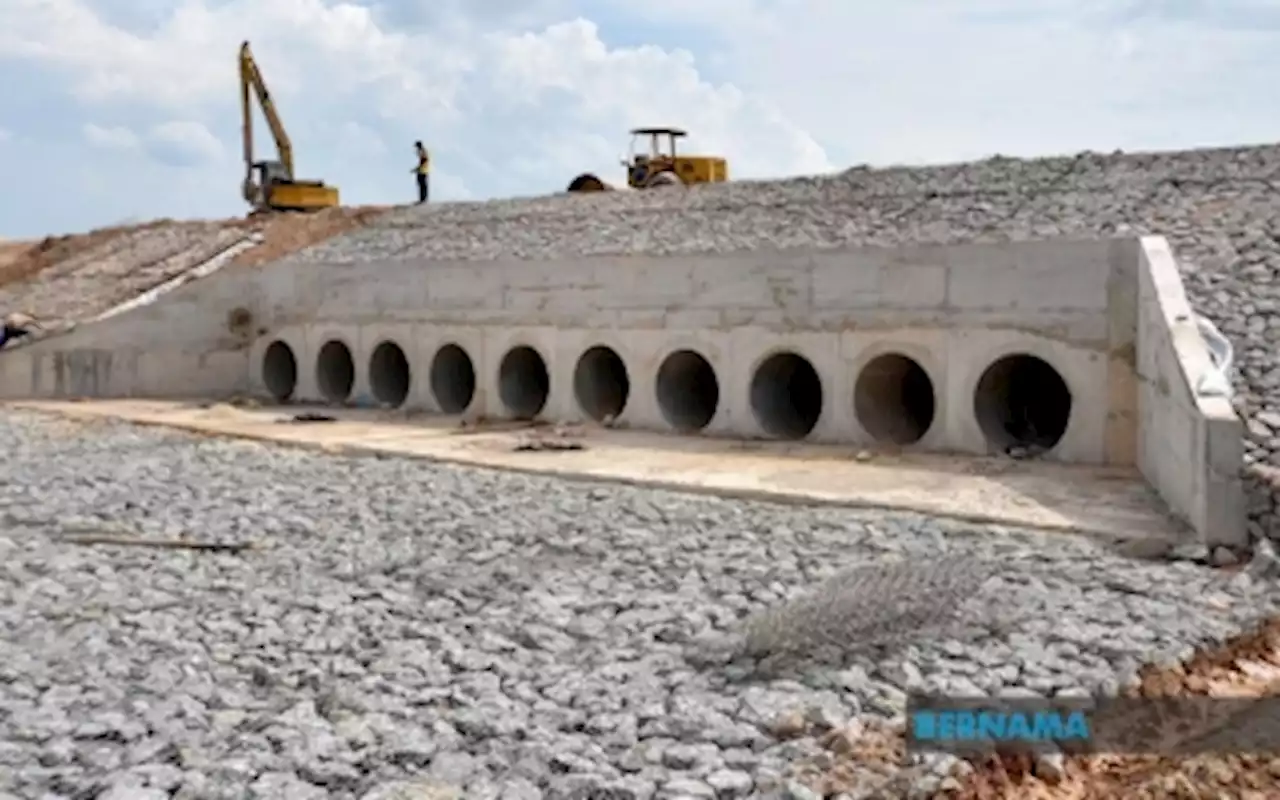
[1,0,1278,238]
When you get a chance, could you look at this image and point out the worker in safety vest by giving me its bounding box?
[412,141,430,203]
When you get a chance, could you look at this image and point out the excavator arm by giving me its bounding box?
[237,41,337,212]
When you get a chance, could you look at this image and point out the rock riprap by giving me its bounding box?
[2,412,1279,798]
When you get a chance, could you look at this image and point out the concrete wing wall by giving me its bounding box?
[1136,236,1246,545]
[0,261,267,399]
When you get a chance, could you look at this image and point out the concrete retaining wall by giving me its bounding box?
[0,235,1245,543]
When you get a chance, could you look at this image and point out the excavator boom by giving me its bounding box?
[239,41,295,181]
[237,41,338,212]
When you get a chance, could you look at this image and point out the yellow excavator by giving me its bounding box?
[566,127,728,193]
[238,41,339,213]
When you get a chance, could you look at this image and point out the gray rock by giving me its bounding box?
[360,781,461,800]
[705,768,754,796]
[661,777,717,798]
[98,781,169,800]
[497,778,542,800]
[1211,546,1240,567]
[429,751,478,785]
[249,771,327,800]
[1,412,1279,800]
[783,781,822,800]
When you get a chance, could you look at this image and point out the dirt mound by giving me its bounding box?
[945,617,1280,800]
[0,240,33,271]
[230,206,390,269]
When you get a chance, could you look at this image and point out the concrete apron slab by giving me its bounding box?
[10,399,1188,544]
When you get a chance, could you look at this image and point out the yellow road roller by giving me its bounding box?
[566,127,728,193]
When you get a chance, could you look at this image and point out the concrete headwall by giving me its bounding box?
[1,237,1130,456]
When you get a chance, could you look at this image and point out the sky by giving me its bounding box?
[0,0,1278,238]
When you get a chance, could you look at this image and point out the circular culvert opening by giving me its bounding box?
[574,345,630,422]
[750,351,823,439]
[261,339,297,402]
[499,345,550,419]
[369,340,411,408]
[430,343,476,414]
[854,353,937,445]
[316,339,355,404]
[973,353,1073,453]
[656,349,719,432]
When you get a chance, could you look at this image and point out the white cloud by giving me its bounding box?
[649,1,1280,164]
[146,120,224,166]
[0,0,1278,237]
[83,123,140,150]
[0,127,10,143]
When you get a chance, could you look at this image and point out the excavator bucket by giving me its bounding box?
[566,173,613,193]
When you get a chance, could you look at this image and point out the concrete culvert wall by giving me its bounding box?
[316,339,355,404]
[574,345,630,421]
[368,341,411,407]
[499,345,550,419]
[750,351,823,439]
[430,343,476,414]
[261,340,298,402]
[656,349,719,432]
[854,353,937,445]
[973,353,1073,453]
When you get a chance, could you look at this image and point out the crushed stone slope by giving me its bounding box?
[291,142,1280,544]
[0,207,388,328]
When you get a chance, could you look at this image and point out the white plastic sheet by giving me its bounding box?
[1195,314,1235,398]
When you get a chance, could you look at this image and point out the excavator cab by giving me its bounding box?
[241,159,289,207]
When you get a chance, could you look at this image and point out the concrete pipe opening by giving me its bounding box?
[369,340,411,408]
[854,353,936,445]
[430,343,476,414]
[261,339,298,402]
[656,349,719,433]
[316,339,355,404]
[574,345,630,422]
[750,351,823,439]
[973,353,1073,453]
[499,345,550,419]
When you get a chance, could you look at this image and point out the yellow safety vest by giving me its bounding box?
[417,151,431,175]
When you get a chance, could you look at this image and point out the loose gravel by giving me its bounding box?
[290,142,1280,546]
[4,412,1280,799]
